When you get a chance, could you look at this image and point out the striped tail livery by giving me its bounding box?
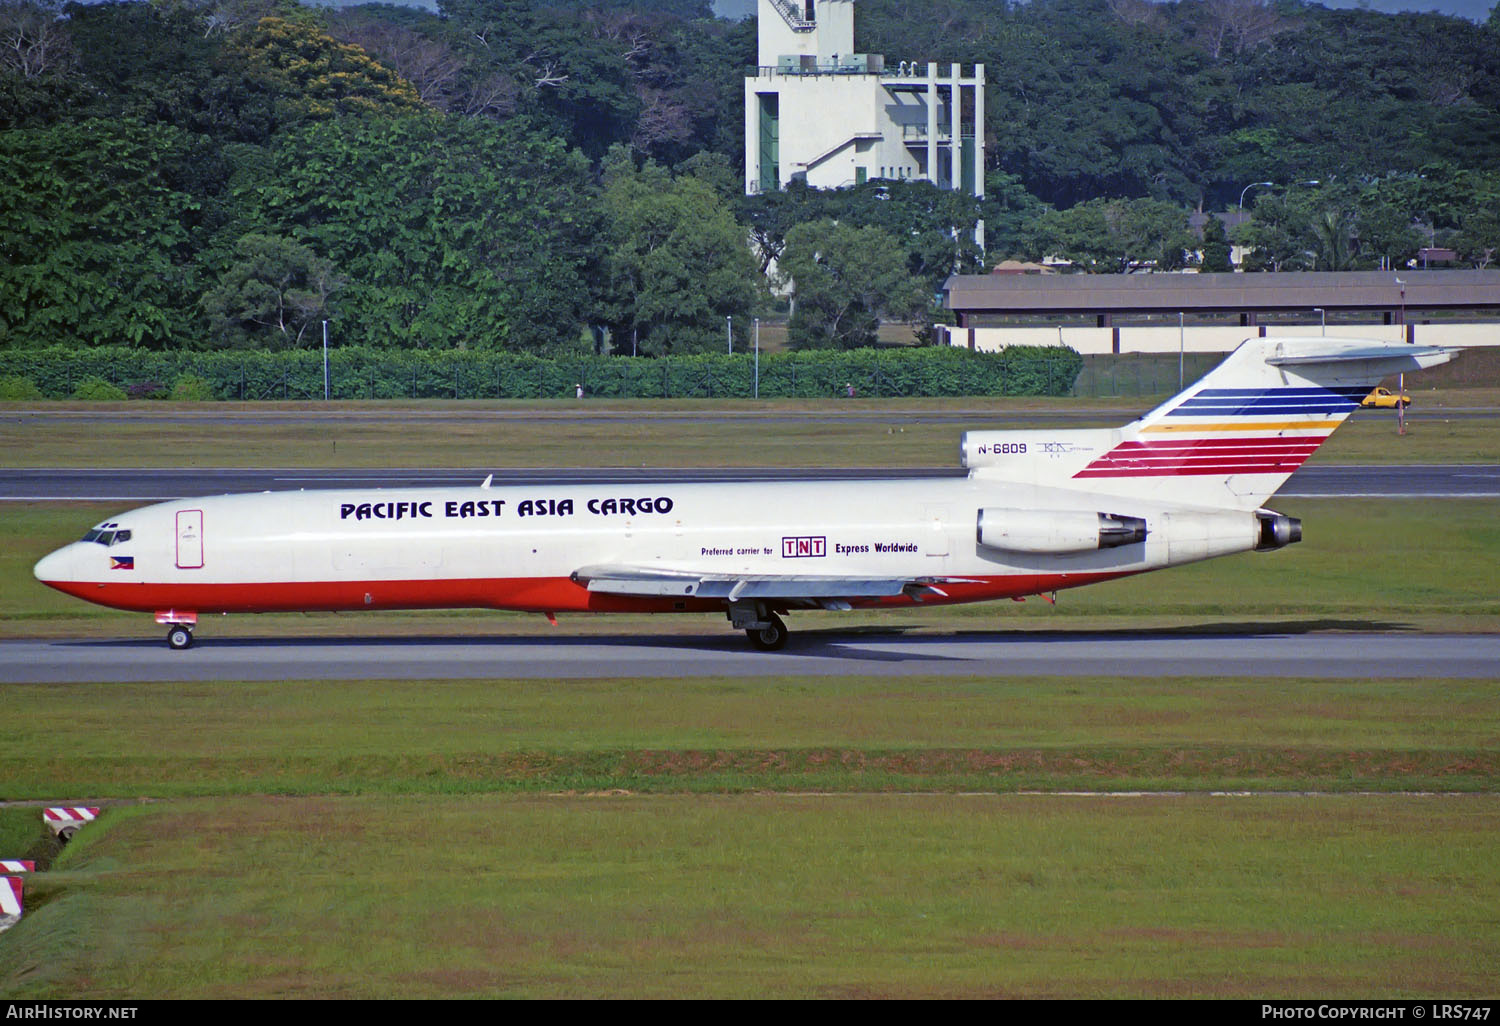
[963,337,1456,510]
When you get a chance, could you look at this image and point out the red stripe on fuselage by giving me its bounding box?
[38,572,1138,616]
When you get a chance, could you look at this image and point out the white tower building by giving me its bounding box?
[744,0,984,201]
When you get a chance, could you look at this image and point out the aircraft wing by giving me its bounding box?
[570,565,965,606]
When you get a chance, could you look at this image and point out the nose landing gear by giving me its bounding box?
[156,610,198,650]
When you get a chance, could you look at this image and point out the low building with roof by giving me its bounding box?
[940,270,1500,353]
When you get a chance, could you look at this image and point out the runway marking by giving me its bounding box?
[0,495,179,502]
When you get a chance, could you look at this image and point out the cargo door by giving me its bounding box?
[175,509,203,569]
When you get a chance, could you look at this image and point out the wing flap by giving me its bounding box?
[572,565,950,602]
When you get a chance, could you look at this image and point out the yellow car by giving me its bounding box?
[1361,386,1410,409]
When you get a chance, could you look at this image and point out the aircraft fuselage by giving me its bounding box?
[33,476,1254,617]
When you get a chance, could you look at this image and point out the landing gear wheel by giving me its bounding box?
[746,613,788,652]
[166,625,194,650]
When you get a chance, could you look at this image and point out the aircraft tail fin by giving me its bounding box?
[965,337,1458,510]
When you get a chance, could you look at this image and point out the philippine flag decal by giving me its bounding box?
[110,555,135,571]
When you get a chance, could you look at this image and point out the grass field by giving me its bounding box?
[4,794,1496,998]
[2,672,1498,998]
[2,389,1496,468]
[2,389,1497,998]
[3,675,1497,796]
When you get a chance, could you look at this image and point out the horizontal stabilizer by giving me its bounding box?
[1264,344,1454,368]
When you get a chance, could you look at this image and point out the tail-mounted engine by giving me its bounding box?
[1255,511,1302,550]
[977,508,1147,555]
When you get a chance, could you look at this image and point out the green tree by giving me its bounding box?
[980,170,1049,261]
[1233,189,1316,271]
[597,147,758,355]
[0,118,203,348]
[1309,207,1355,271]
[833,180,985,293]
[1029,197,1195,273]
[779,220,928,350]
[1199,215,1233,272]
[738,180,832,278]
[1353,188,1422,271]
[229,15,427,125]
[1452,205,1500,269]
[0,0,89,127]
[248,116,598,352]
[202,233,343,349]
[437,0,640,158]
[63,0,213,125]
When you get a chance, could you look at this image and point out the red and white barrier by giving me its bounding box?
[44,807,99,824]
[0,876,20,917]
[44,807,101,839]
[0,860,34,873]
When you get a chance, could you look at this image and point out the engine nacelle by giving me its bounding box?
[1255,511,1302,550]
[1160,509,1299,562]
[977,508,1147,555]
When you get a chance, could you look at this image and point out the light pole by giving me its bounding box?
[727,315,732,354]
[754,317,760,399]
[1238,181,1273,209]
[322,320,329,400]
[1398,370,1407,436]
[1313,307,1325,335]
[1178,312,1184,391]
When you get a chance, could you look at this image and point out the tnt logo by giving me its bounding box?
[781,536,826,558]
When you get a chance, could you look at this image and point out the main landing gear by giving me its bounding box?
[728,601,788,651]
[745,614,788,652]
[166,624,194,650]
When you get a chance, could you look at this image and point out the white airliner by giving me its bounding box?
[34,337,1455,651]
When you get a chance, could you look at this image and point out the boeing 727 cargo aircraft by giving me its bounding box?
[34,338,1455,650]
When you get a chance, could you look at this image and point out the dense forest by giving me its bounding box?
[1,0,1498,355]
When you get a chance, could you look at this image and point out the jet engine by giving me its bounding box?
[1255,511,1302,550]
[976,508,1147,555]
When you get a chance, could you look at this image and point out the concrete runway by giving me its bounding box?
[4,464,1499,500]
[3,629,1498,683]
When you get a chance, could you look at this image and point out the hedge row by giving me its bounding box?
[0,345,1083,400]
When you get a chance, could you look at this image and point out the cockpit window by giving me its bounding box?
[96,530,116,546]
[81,524,130,545]
[114,529,131,544]
[81,529,102,543]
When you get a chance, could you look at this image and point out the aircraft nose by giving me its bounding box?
[34,544,80,583]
